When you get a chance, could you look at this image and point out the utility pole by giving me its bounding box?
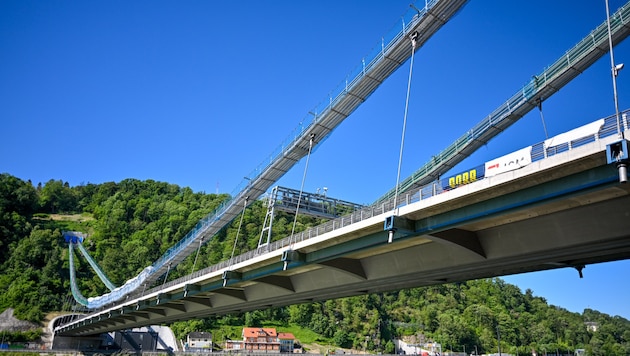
[496,324,502,356]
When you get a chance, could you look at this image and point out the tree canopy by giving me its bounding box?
[0,173,628,355]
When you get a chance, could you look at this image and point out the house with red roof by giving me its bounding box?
[224,327,296,353]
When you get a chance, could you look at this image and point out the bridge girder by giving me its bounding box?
[56,136,630,336]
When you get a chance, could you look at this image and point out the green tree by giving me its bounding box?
[39,179,77,213]
[0,174,38,264]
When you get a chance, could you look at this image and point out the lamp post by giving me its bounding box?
[606,0,625,138]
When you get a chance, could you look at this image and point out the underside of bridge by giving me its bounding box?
[55,135,630,336]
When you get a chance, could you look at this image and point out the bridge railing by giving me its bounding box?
[78,0,630,312]
[232,2,428,198]
[143,0,441,289]
[375,1,630,204]
[116,110,630,306]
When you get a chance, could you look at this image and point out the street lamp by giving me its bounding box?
[606,0,625,138]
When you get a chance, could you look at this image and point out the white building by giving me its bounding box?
[186,331,213,351]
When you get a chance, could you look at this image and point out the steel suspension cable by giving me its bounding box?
[537,98,549,139]
[190,237,203,274]
[289,134,315,246]
[392,32,418,213]
[162,263,171,288]
[606,0,625,139]
[229,196,249,262]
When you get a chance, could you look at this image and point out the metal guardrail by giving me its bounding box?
[77,0,470,309]
[73,0,630,310]
[146,0,458,281]
[118,110,629,306]
[375,0,630,203]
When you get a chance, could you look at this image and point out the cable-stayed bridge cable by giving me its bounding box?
[67,0,630,309]
[289,135,315,247]
[375,1,630,203]
[67,0,469,309]
[392,32,419,215]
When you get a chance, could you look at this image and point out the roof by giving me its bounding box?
[242,327,277,338]
[278,332,295,340]
[188,331,212,339]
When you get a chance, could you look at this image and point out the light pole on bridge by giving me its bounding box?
[605,0,625,139]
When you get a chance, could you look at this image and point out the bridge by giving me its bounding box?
[63,0,472,310]
[55,111,630,336]
[56,0,630,336]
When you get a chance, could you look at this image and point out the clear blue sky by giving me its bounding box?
[2,1,630,319]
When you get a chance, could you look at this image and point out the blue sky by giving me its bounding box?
[2,1,630,319]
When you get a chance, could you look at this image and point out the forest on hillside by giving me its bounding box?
[0,173,629,355]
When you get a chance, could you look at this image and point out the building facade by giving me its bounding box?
[224,327,295,353]
[278,332,296,353]
[186,331,213,351]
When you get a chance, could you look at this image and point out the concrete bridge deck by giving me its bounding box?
[55,130,630,336]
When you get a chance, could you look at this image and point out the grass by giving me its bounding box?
[32,212,95,233]
[264,323,335,354]
[279,324,331,344]
[49,212,94,221]
[211,323,336,354]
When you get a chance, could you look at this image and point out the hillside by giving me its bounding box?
[1,173,629,355]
